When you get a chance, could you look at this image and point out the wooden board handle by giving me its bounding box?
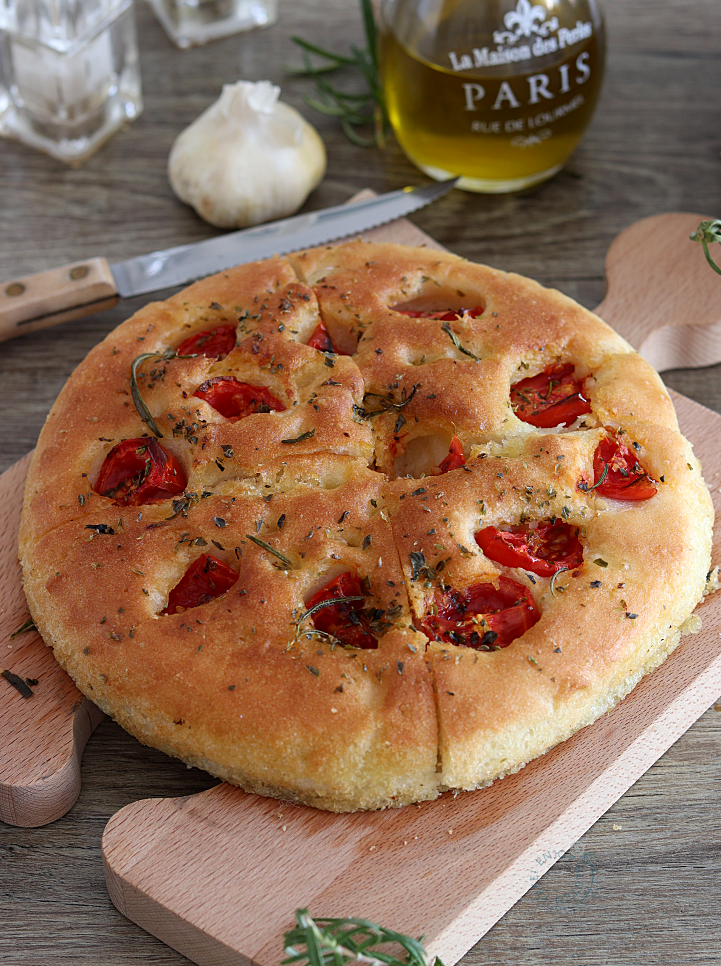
[594,212,721,370]
[0,257,118,343]
[0,455,106,827]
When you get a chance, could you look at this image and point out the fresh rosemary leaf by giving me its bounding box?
[246,534,294,570]
[296,595,365,627]
[130,351,167,438]
[441,321,480,362]
[585,461,609,491]
[288,36,357,69]
[362,384,419,417]
[130,348,196,438]
[690,219,721,275]
[550,566,570,597]
[282,429,316,444]
[287,0,388,148]
[283,909,441,966]
[10,616,37,639]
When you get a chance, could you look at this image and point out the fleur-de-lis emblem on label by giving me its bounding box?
[494,0,559,44]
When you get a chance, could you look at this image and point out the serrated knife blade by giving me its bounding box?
[0,179,458,345]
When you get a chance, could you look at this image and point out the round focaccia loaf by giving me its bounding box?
[19,242,714,811]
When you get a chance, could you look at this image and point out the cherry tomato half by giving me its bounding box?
[306,319,355,356]
[307,320,335,352]
[176,324,237,360]
[94,437,186,506]
[436,435,466,474]
[511,363,591,428]
[421,575,539,649]
[163,554,239,615]
[590,433,657,501]
[476,520,583,577]
[306,571,378,649]
[193,376,285,421]
[396,307,484,320]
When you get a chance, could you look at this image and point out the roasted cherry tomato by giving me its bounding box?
[193,376,285,421]
[307,320,335,352]
[590,433,657,501]
[94,437,186,506]
[163,554,239,615]
[476,520,583,577]
[421,575,539,649]
[176,324,237,360]
[306,320,354,356]
[511,363,591,428]
[306,571,378,649]
[396,306,484,320]
[436,435,466,474]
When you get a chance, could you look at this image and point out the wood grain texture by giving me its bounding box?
[0,455,106,827]
[98,388,721,966]
[1,0,721,963]
[595,213,721,370]
[0,257,118,342]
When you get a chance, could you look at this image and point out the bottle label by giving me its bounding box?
[448,1,593,73]
[379,0,605,186]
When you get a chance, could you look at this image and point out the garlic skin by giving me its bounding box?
[168,80,327,229]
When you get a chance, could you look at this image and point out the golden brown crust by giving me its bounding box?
[20,241,714,811]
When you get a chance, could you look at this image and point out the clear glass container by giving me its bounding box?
[0,0,143,164]
[379,0,605,192]
[145,0,277,49]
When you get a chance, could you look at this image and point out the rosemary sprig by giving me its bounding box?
[690,219,721,275]
[130,349,196,438]
[283,909,442,966]
[441,321,481,362]
[362,384,419,417]
[287,0,388,148]
[246,534,294,570]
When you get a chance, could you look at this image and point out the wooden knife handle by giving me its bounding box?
[0,257,119,344]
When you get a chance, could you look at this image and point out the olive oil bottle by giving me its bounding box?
[379,0,605,192]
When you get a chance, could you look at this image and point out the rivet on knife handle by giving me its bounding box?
[0,257,119,344]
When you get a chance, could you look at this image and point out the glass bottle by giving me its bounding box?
[379,0,605,192]
[0,0,142,164]
[146,0,277,49]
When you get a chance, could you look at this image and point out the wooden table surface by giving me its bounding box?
[2,0,720,963]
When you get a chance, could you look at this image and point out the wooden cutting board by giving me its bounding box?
[2,211,721,966]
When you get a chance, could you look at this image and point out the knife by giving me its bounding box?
[0,180,457,345]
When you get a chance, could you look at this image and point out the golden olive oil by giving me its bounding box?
[379,1,605,192]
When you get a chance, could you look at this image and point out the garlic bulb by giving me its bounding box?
[168,80,327,229]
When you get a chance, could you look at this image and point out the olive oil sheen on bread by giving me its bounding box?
[379,0,605,192]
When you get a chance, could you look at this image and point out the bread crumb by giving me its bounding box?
[680,613,702,635]
[612,823,622,830]
[704,566,720,596]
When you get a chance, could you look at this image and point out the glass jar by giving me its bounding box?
[379,0,605,193]
[0,0,143,164]
[146,0,277,49]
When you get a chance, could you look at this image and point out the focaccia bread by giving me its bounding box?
[19,242,714,811]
